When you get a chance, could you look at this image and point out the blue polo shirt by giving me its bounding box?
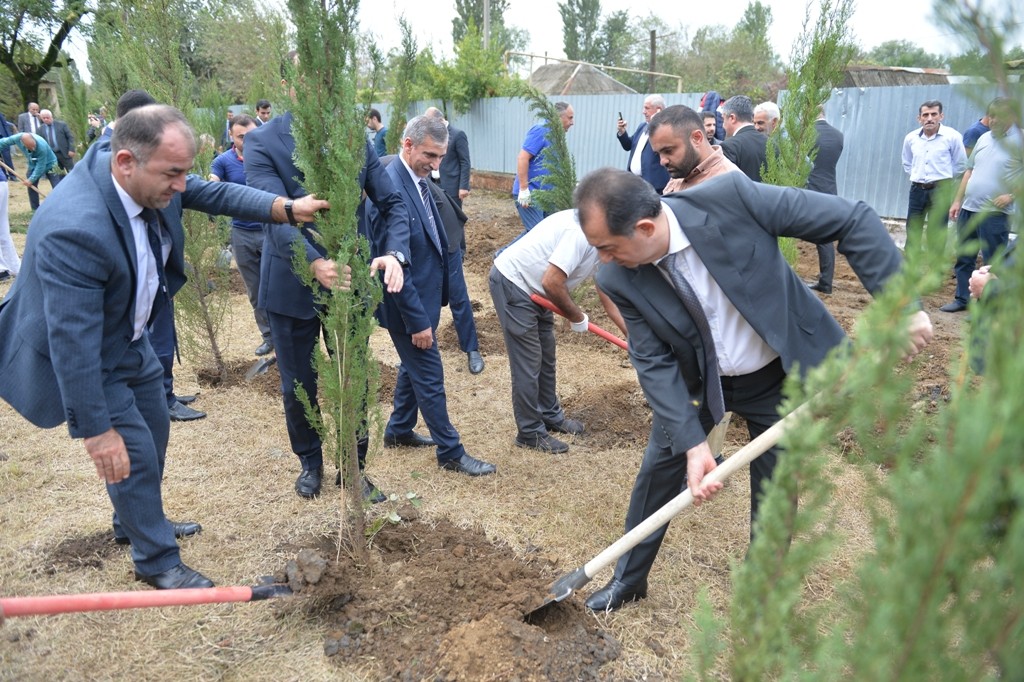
[210,149,262,230]
[511,123,555,195]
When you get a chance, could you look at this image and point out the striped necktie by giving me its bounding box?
[417,178,442,252]
[663,251,725,422]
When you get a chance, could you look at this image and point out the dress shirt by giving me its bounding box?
[656,202,778,376]
[662,147,741,193]
[113,177,166,341]
[629,130,649,175]
[901,124,967,183]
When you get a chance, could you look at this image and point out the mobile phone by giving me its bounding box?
[618,112,623,120]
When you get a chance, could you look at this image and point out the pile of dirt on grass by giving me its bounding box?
[278,516,620,680]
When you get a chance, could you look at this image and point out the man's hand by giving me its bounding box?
[904,310,934,360]
[969,265,996,299]
[411,327,434,350]
[84,428,131,484]
[68,151,76,159]
[22,179,33,188]
[458,189,470,201]
[290,194,330,222]
[948,200,961,221]
[993,193,1014,210]
[617,118,628,135]
[310,258,352,291]
[370,255,404,293]
[685,440,723,507]
[517,188,532,207]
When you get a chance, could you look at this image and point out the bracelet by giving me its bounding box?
[283,198,298,226]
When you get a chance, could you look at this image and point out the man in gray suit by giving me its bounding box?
[575,168,934,612]
[38,109,76,173]
[16,102,40,136]
[0,105,327,589]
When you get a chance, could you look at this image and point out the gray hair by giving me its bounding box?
[644,94,666,110]
[554,101,571,114]
[111,104,196,165]
[722,95,755,123]
[754,101,780,121]
[402,114,448,147]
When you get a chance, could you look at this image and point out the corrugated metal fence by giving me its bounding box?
[379,83,1017,220]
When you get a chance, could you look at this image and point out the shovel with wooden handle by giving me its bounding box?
[525,400,810,621]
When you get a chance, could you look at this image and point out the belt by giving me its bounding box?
[911,181,939,190]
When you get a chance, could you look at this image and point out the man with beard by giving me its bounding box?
[648,105,741,195]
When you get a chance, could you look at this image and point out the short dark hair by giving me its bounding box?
[574,167,662,237]
[919,100,943,114]
[702,111,717,120]
[115,89,157,119]
[255,99,271,110]
[721,95,754,123]
[230,114,256,129]
[367,108,382,123]
[649,104,703,139]
[112,104,195,165]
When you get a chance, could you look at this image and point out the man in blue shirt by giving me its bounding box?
[0,132,62,211]
[367,108,387,157]
[962,109,992,156]
[512,102,574,232]
[209,114,273,356]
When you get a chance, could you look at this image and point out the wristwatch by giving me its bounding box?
[386,250,409,268]
[283,199,298,226]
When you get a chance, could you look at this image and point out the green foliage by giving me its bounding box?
[426,21,516,116]
[860,39,947,69]
[690,7,1024,677]
[0,1,89,107]
[288,0,383,543]
[516,85,576,214]
[385,16,419,156]
[451,0,527,57]
[558,0,601,63]
[57,64,88,154]
[761,0,856,266]
[359,41,386,112]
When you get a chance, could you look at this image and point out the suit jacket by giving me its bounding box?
[596,172,902,454]
[721,125,769,182]
[438,125,470,201]
[17,112,38,135]
[243,111,409,319]
[806,120,844,195]
[41,119,75,168]
[617,122,670,194]
[366,159,450,335]
[0,146,276,437]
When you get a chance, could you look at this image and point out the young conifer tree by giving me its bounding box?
[690,4,1023,677]
[518,85,577,214]
[288,0,381,549]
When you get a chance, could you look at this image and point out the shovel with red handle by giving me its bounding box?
[529,293,627,350]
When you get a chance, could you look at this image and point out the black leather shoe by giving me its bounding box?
[295,467,323,498]
[175,394,198,405]
[333,471,387,504]
[255,341,274,356]
[585,578,648,612]
[438,453,496,476]
[940,301,967,313]
[384,431,436,448]
[515,433,569,453]
[135,562,215,589]
[114,520,203,546]
[169,400,206,422]
[467,350,485,374]
[808,282,832,295]
[545,418,585,435]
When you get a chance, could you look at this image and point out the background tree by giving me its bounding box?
[860,39,947,68]
[0,0,89,108]
[385,16,420,156]
[558,0,602,63]
[57,62,88,154]
[427,21,517,117]
[451,0,527,58]
[517,85,576,215]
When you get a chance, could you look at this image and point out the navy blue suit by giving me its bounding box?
[617,122,670,195]
[243,112,409,473]
[0,145,275,576]
[367,158,467,464]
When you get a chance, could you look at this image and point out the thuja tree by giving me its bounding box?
[385,16,418,156]
[517,85,577,214]
[288,0,381,548]
[760,0,856,265]
[690,9,1022,677]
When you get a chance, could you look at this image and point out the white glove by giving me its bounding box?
[517,187,532,207]
[570,313,589,333]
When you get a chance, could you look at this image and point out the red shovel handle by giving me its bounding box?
[530,294,628,350]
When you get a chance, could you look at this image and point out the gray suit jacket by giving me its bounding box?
[438,125,470,200]
[0,146,277,437]
[597,172,902,454]
[45,119,76,165]
[17,112,38,134]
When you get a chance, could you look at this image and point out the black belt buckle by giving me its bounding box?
[912,181,937,190]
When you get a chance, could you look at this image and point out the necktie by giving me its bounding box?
[140,208,170,326]
[417,178,442,252]
[664,251,725,422]
[48,125,56,149]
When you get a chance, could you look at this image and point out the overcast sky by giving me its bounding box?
[355,0,978,64]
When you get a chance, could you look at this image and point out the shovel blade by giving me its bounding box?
[524,566,590,623]
[244,356,276,381]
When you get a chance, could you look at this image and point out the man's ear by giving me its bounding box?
[113,149,136,174]
[635,217,657,238]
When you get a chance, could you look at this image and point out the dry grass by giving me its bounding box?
[0,183,950,680]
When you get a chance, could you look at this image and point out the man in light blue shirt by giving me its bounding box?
[0,132,62,211]
[901,100,967,255]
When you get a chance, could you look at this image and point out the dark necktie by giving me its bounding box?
[47,125,56,149]
[417,177,442,252]
[140,208,170,326]
[664,251,725,422]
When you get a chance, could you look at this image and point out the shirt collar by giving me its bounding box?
[112,175,145,222]
[654,200,691,266]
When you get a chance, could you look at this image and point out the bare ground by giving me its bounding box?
[0,175,964,680]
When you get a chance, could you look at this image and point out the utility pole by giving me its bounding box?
[483,0,491,50]
[648,29,656,93]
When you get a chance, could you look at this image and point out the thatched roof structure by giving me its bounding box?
[529,62,637,96]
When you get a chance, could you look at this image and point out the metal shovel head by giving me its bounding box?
[245,355,277,381]
[524,566,590,624]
